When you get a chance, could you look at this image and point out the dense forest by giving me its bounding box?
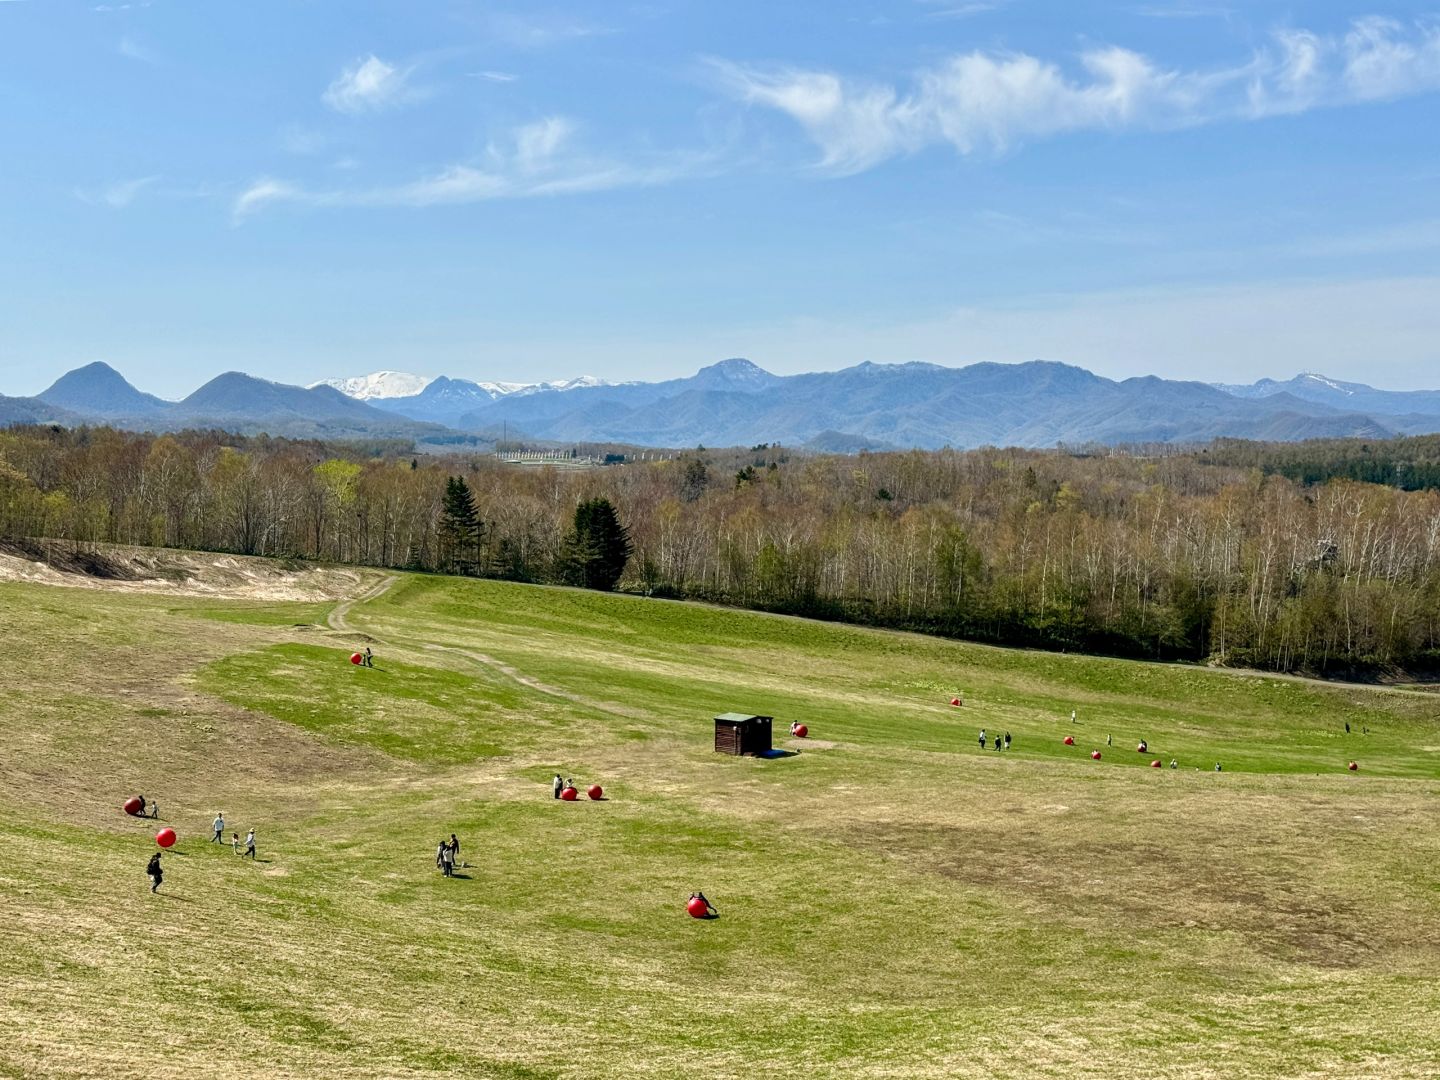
[3,425,1439,677]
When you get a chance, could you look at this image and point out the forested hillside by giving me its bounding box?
[3,425,1438,677]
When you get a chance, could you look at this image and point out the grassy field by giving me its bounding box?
[1,559,1438,1079]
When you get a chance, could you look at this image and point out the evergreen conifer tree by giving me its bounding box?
[561,497,633,590]
[438,475,483,575]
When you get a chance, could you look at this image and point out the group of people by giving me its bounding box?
[132,794,159,818]
[977,729,1012,751]
[143,808,258,893]
[435,833,462,876]
[551,774,578,799]
[211,812,257,859]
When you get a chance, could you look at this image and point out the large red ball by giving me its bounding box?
[793,725,808,739]
[1150,760,1162,768]
[1063,736,1075,746]
[686,896,709,919]
[949,698,961,707]
[123,797,143,816]
[560,786,578,801]
[1348,761,1358,771]
[155,828,176,848]
[1091,750,1102,760]
[587,785,603,800]
[350,653,362,665]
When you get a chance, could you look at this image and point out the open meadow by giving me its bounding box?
[1,549,1438,1079]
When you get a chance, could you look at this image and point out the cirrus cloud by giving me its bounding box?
[713,16,1440,175]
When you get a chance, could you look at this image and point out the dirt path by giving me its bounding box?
[418,643,643,719]
[326,573,398,636]
[330,574,644,718]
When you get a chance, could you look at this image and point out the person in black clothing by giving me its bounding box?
[689,891,717,915]
[146,852,163,893]
[1004,732,1012,750]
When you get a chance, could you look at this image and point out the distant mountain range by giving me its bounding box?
[5,358,1440,450]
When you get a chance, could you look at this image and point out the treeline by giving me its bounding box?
[3,424,1440,677]
[1203,434,1440,491]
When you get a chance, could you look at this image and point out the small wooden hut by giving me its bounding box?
[714,712,773,756]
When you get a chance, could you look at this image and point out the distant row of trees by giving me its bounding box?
[3,424,1439,676]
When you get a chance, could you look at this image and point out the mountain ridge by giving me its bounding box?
[9,359,1440,450]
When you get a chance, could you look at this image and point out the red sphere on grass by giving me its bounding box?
[350,652,363,665]
[123,797,143,816]
[560,786,578,801]
[587,785,603,800]
[155,828,176,848]
[1063,736,1075,746]
[1091,750,1102,760]
[793,724,808,739]
[686,896,710,919]
[1348,761,1359,771]
[949,698,962,707]
[1150,760,1162,768]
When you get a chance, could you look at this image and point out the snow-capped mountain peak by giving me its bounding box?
[1300,372,1353,395]
[312,371,435,400]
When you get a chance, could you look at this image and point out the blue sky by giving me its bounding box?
[2,1,1440,397]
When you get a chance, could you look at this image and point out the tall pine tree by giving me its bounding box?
[560,497,633,591]
[437,475,483,575]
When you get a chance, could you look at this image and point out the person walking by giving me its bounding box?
[978,729,987,750]
[243,829,256,860]
[363,646,374,668]
[146,852,163,893]
[448,834,460,866]
[1106,733,1112,748]
[440,842,455,877]
[231,832,240,854]
[211,811,224,843]
[148,799,159,819]
[1004,731,1012,750]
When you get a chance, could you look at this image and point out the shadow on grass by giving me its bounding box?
[758,749,799,760]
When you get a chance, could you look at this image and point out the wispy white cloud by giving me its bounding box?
[482,11,608,48]
[76,175,159,208]
[117,34,157,63]
[322,54,422,113]
[468,70,518,83]
[714,17,1440,175]
[232,117,707,220]
[918,1,1007,21]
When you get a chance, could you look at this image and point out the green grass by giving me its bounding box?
[1,566,1438,1079]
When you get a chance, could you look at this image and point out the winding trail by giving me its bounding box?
[327,572,643,718]
[327,573,398,635]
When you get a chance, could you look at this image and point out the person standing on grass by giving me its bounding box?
[243,829,256,860]
[449,834,460,866]
[148,799,158,819]
[1106,733,1112,747]
[231,832,240,854]
[146,852,163,893]
[1004,732,1012,750]
[1071,710,1077,724]
[552,774,564,800]
[440,842,455,877]
[211,811,224,843]
[979,729,987,750]
[436,840,447,870]
[363,646,374,668]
